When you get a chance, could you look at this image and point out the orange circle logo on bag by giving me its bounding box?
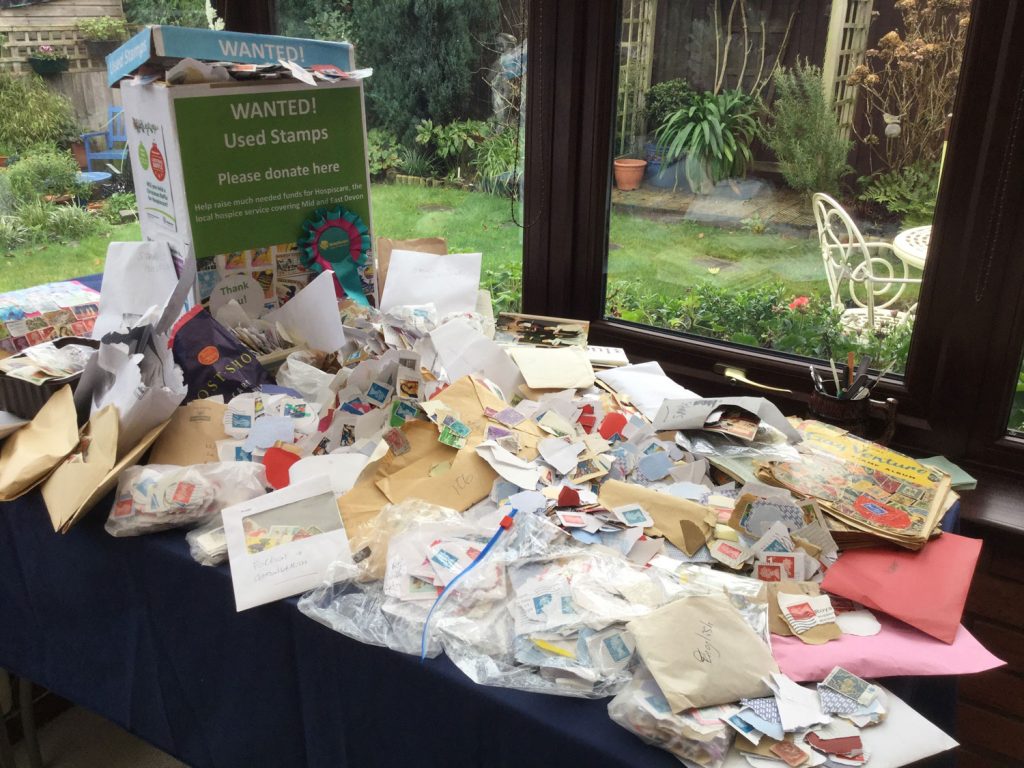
[197,345,220,365]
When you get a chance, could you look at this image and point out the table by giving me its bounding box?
[892,225,931,270]
[0,490,683,768]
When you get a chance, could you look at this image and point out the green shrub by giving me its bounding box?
[5,148,84,204]
[473,127,521,196]
[415,119,489,179]
[367,129,401,179]
[122,0,206,27]
[77,16,129,41]
[14,200,53,232]
[605,278,912,374]
[305,7,355,42]
[0,216,28,250]
[643,79,695,136]
[481,264,522,314]
[656,90,758,191]
[99,191,137,223]
[46,204,105,240]
[352,0,499,143]
[398,146,435,178]
[0,73,79,152]
[763,61,852,195]
[858,161,939,226]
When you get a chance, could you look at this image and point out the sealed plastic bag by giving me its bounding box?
[608,665,736,768]
[186,516,227,566]
[105,462,267,537]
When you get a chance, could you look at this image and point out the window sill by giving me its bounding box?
[957,468,1024,535]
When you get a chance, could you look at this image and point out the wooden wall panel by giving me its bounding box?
[956,518,1024,765]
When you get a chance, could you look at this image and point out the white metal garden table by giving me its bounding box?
[892,225,931,270]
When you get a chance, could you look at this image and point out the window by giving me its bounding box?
[521,0,1024,477]
[275,1,528,314]
[603,0,966,380]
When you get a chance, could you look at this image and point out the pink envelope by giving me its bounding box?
[821,532,982,643]
[772,614,1004,681]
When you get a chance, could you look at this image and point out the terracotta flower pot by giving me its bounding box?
[613,158,646,191]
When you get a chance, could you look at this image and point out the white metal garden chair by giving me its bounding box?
[812,192,922,334]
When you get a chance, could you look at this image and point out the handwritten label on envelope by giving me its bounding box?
[627,595,778,712]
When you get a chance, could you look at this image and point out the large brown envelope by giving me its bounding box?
[627,595,778,712]
[0,385,79,501]
[430,376,543,456]
[42,415,169,533]
[148,400,228,465]
[599,479,715,555]
[41,405,118,532]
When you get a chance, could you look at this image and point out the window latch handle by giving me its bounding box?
[716,365,792,394]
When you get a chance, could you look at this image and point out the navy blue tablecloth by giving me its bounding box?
[0,491,685,768]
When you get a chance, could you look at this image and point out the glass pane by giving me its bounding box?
[279,1,527,314]
[606,0,972,379]
[0,1,525,318]
[1008,354,1024,437]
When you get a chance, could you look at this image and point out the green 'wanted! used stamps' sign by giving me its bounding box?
[172,84,371,259]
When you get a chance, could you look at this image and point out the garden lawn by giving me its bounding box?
[0,185,832,303]
[1,221,141,292]
[608,212,824,300]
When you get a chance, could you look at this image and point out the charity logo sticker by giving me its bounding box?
[150,142,166,181]
[197,345,220,366]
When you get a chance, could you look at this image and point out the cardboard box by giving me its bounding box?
[111,31,375,311]
[107,26,354,87]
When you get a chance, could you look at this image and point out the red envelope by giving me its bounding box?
[821,532,981,644]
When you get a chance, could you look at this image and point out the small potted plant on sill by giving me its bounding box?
[28,45,70,76]
[77,16,129,59]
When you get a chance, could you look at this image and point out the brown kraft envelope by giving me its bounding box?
[42,414,170,533]
[762,580,821,637]
[148,399,229,465]
[627,595,778,712]
[599,479,716,555]
[0,385,79,501]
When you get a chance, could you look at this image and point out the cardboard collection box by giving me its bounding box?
[111,27,376,314]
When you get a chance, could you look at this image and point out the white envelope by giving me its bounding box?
[379,250,482,316]
[222,475,354,611]
[93,241,181,339]
[510,347,595,389]
[596,361,699,421]
[262,271,346,354]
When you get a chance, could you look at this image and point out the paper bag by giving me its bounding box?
[149,400,229,465]
[41,413,169,533]
[627,595,778,711]
[599,479,715,555]
[376,237,447,300]
[821,532,982,644]
[0,385,78,501]
[40,406,118,531]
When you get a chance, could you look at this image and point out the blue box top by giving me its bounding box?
[107,26,354,87]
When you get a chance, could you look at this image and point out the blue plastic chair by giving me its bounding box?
[81,107,127,172]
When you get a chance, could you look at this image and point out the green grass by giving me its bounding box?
[0,184,830,301]
[0,221,140,292]
[608,213,824,298]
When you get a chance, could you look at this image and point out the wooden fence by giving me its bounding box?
[0,24,118,131]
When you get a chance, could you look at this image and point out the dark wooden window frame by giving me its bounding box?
[522,0,1024,482]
